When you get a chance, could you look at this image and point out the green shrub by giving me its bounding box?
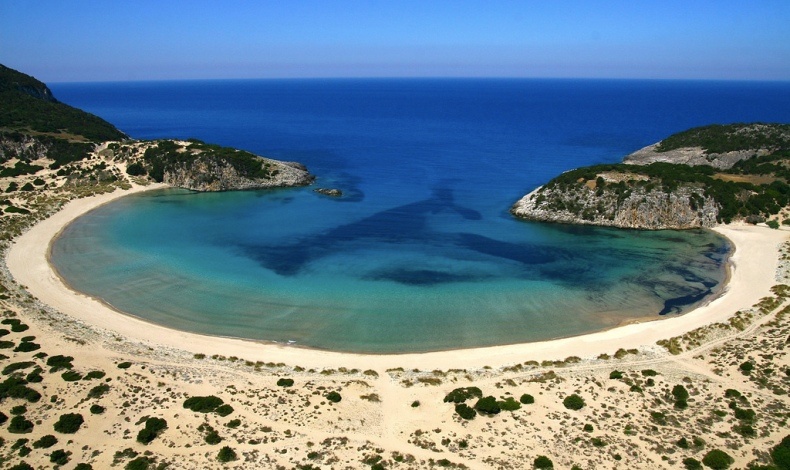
[74,464,93,470]
[8,462,33,470]
[411,400,420,407]
[216,404,234,417]
[205,430,222,445]
[13,342,39,353]
[641,369,658,377]
[61,370,83,381]
[520,393,535,404]
[87,383,110,399]
[8,415,33,433]
[136,417,167,444]
[46,355,74,372]
[217,446,237,462]
[0,375,41,402]
[724,389,741,399]
[771,434,790,469]
[683,457,702,470]
[534,455,554,469]
[474,396,501,415]
[183,395,224,413]
[740,361,754,374]
[734,407,756,422]
[498,397,521,411]
[443,387,483,403]
[677,437,690,449]
[226,419,241,428]
[325,391,342,403]
[0,411,6,424]
[276,378,294,387]
[125,456,152,470]
[673,384,690,401]
[32,434,57,449]
[2,361,36,375]
[455,403,476,420]
[609,370,623,379]
[591,437,607,447]
[563,394,585,410]
[53,413,84,434]
[84,370,106,380]
[117,361,132,369]
[50,449,71,465]
[11,405,26,415]
[702,449,734,469]
[90,404,105,415]
[126,162,147,176]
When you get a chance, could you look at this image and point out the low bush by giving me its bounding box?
[136,417,167,444]
[325,391,342,403]
[217,446,237,462]
[443,387,483,403]
[498,397,521,411]
[117,361,132,369]
[183,395,224,413]
[8,415,33,433]
[609,370,623,379]
[61,370,82,381]
[33,434,58,450]
[46,355,73,372]
[276,378,294,387]
[455,403,476,420]
[50,449,71,465]
[563,394,585,410]
[534,455,554,469]
[90,404,105,415]
[520,393,535,404]
[771,434,790,469]
[53,413,84,434]
[702,449,734,469]
[87,383,110,399]
[683,457,702,470]
[474,396,501,415]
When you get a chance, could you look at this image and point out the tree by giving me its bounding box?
[520,393,535,404]
[455,403,476,420]
[534,455,554,469]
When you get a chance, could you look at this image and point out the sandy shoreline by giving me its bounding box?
[7,184,789,370]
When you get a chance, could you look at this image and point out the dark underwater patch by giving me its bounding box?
[365,269,483,286]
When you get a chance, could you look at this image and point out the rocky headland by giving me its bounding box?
[512,123,790,229]
[0,64,314,194]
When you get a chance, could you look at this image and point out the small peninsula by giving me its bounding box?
[512,123,790,229]
[1,65,789,470]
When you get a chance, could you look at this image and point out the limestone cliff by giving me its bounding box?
[162,156,313,191]
[511,183,718,230]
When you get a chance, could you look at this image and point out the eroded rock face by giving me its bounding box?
[511,184,718,230]
[623,143,770,170]
[163,156,314,192]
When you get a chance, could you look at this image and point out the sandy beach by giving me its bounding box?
[2,181,789,469]
[7,184,787,369]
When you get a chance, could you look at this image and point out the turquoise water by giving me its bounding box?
[51,187,728,353]
[47,78,788,353]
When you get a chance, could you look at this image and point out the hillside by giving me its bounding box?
[512,123,790,229]
[0,64,313,197]
[0,64,126,142]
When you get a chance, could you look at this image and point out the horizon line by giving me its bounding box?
[49,75,790,85]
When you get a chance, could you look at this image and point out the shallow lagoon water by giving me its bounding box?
[48,79,790,353]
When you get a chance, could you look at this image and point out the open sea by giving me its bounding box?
[49,79,790,353]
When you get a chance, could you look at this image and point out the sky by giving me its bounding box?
[1,0,789,83]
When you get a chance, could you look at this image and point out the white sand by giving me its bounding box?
[7,185,788,370]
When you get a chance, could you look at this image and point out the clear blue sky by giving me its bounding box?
[2,0,789,82]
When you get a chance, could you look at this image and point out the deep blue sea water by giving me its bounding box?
[49,79,790,353]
